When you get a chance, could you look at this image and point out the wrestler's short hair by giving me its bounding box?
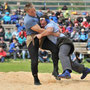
[24,3,33,12]
[40,15,49,20]
[40,15,50,23]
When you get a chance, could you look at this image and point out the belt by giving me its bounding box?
[27,34,45,48]
[26,34,36,47]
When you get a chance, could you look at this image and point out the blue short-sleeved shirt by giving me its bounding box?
[24,14,39,35]
[45,21,59,44]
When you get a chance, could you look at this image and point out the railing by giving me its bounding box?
[5,41,89,55]
[0,0,90,10]
[2,24,16,33]
[74,42,88,54]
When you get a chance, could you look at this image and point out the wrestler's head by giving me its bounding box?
[40,15,50,28]
[24,3,36,17]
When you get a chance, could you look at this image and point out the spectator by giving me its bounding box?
[9,39,20,60]
[59,25,66,33]
[21,49,30,59]
[3,12,11,24]
[10,35,17,43]
[71,52,84,63]
[80,23,85,32]
[0,26,5,40]
[85,13,90,23]
[74,18,79,25]
[38,49,50,63]
[82,18,89,28]
[64,10,70,20]
[77,15,83,23]
[70,29,79,42]
[15,7,22,15]
[56,9,62,18]
[66,24,73,33]
[12,27,19,39]
[0,39,7,51]
[64,30,70,38]
[18,12,25,22]
[5,29,12,41]
[19,29,27,38]
[36,10,43,17]
[4,2,11,13]
[66,18,74,27]
[18,35,29,59]
[49,12,58,23]
[16,22,25,32]
[46,8,52,16]
[74,23,81,33]
[0,3,3,14]
[11,12,18,24]
[58,13,65,25]
[18,35,26,45]
[79,29,88,42]
[42,2,46,10]
[62,5,68,10]
[0,46,6,62]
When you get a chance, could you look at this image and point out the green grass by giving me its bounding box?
[0,59,90,73]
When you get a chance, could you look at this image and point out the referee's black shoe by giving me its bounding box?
[52,71,61,80]
[34,76,41,85]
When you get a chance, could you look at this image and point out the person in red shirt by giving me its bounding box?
[59,25,66,33]
[0,46,6,62]
[82,18,89,28]
[19,29,27,38]
[74,18,79,25]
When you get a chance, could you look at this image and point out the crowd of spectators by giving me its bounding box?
[0,2,25,24]
[0,2,29,62]
[45,8,90,43]
[0,2,90,62]
[0,23,30,61]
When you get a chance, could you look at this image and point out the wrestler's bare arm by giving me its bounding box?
[36,27,60,39]
[31,24,45,33]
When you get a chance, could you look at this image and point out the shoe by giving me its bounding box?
[34,81,41,85]
[58,70,71,79]
[52,71,58,77]
[52,71,61,80]
[34,77,41,85]
[81,68,90,79]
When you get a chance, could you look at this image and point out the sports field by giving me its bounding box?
[0,59,90,90]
